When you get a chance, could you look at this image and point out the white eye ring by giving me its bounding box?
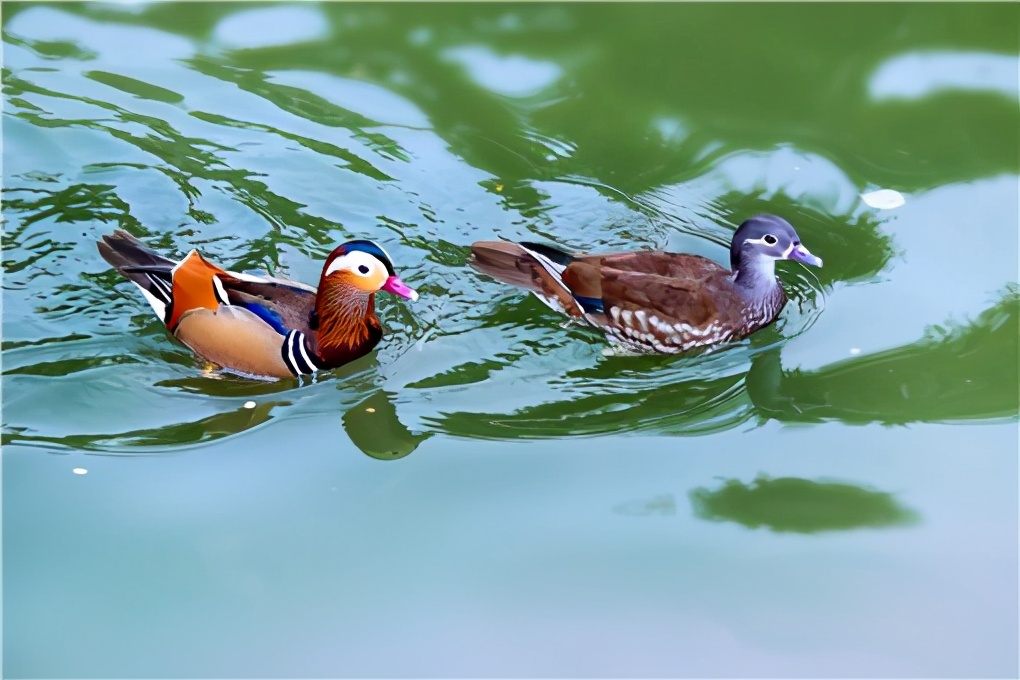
[763,234,778,246]
[325,251,381,278]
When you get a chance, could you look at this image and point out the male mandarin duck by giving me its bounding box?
[98,230,418,379]
[470,214,822,353]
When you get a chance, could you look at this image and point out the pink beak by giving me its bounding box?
[381,275,419,301]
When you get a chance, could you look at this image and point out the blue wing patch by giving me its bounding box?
[573,295,605,313]
[240,302,289,335]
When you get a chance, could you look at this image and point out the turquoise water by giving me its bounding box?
[3,3,1018,677]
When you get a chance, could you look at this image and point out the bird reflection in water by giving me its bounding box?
[341,389,431,460]
[689,475,920,533]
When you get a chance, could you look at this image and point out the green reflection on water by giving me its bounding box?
[2,0,1017,455]
[342,390,431,460]
[748,290,1020,425]
[690,475,920,533]
[2,2,1018,678]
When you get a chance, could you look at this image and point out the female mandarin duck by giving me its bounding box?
[98,230,418,379]
[470,214,822,353]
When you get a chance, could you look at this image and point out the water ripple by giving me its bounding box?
[2,2,1014,459]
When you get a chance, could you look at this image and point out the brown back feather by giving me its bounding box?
[561,261,603,301]
[472,241,753,331]
[469,241,542,292]
[600,270,719,326]
[585,251,728,278]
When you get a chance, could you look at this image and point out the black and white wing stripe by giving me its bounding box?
[132,271,175,326]
[520,244,568,284]
[281,330,326,376]
[518,244,586,316]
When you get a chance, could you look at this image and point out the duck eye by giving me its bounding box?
[357,264,371,275]
[763,234,778,246]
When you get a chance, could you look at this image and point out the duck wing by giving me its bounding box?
[566,254,747,351]
[469,240,545,292]
[562,252,734,320]
[217,273,318,336]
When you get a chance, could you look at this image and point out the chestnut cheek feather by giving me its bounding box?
[358,268,388,292]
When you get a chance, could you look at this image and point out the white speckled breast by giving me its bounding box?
[601,285,787,354]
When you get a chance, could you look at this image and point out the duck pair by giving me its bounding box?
[99,215,821,380]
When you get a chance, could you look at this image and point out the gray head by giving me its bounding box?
[730,214,823,276]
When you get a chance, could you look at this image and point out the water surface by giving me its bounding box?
[3,3,1018,677]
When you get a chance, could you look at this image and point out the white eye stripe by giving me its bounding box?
[745,236,804,263]
[746,235,781,247]
[325,251,383,277]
